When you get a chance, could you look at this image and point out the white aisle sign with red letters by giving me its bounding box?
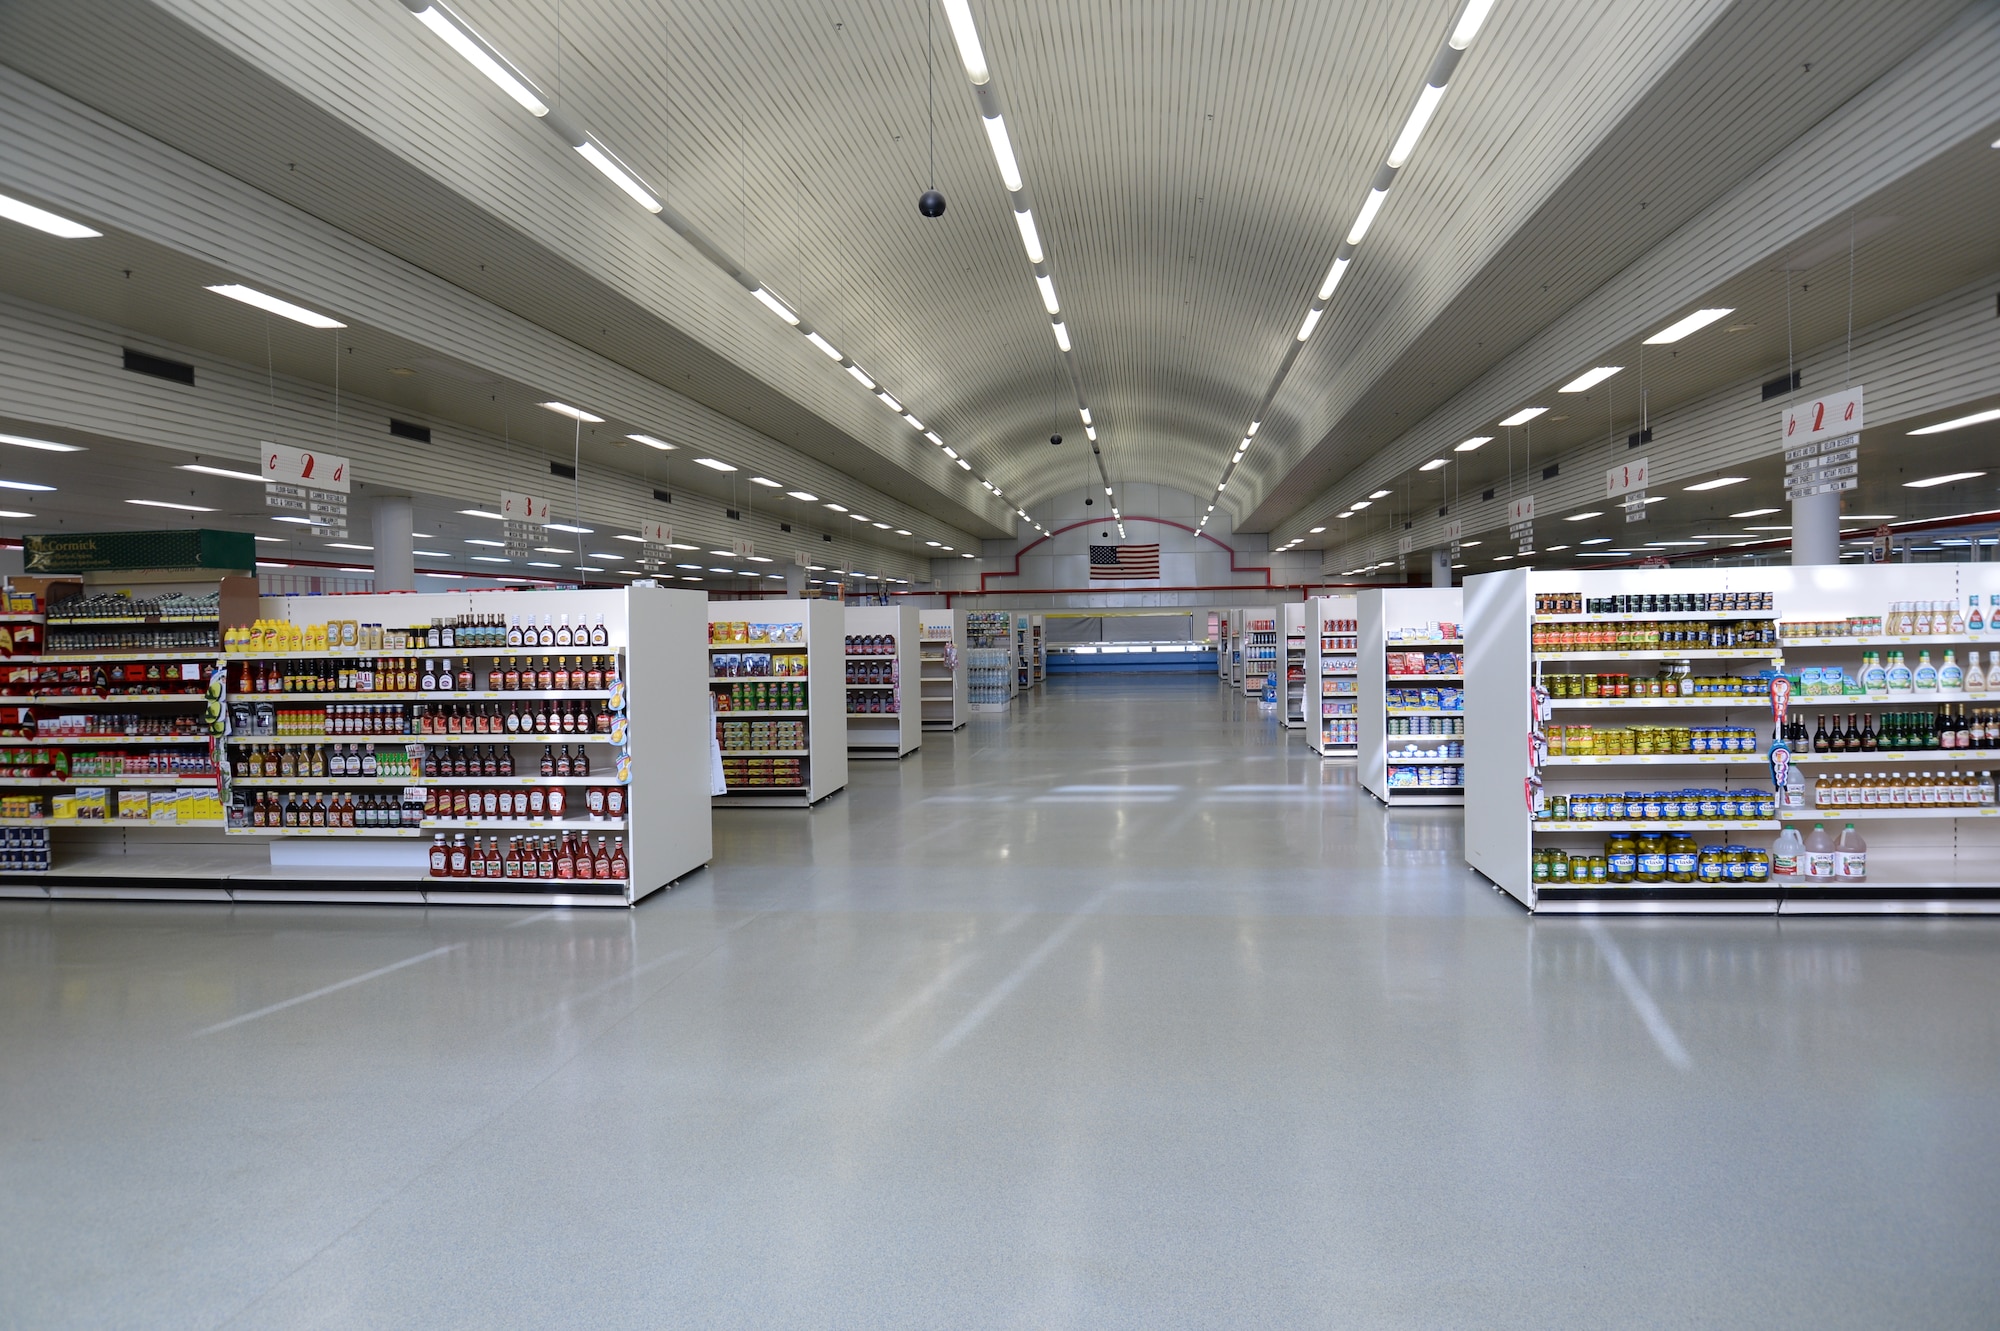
[1782,385,1863,443]
[264,444,350,492]
[1605,458,1649,498]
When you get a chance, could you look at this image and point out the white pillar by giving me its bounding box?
[1430,548,1452,588]
[1790,490,1840,566]
[373,494,415,591]
[784,564,806,596]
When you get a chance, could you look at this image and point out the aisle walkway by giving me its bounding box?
[3,675,1997,1328]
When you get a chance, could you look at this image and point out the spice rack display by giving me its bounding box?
[917,608,967,732]
[843,604,922,759]
[1307,595,1359,756]
[709,598,847,806]
[1241,610,1279,697]
[1466,567,2000,916]
[1358,587,1465,806]
[1280,603,1308,729]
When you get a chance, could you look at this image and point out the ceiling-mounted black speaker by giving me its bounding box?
[1049,433,1062,447]
[918,189,946,218]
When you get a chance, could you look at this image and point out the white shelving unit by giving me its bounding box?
[1241,608,1278,697]
[5,586,713,907]
[1308,594,1360,757]
[843,604,921,759]
[917,608,967,731]
[1031,613,1046,684]
[1014,613,1034,692]
[1359,587,1465,806]
[1280,602,1308,729]
[1464,565,2000,915]
[965,612,1013,712]
[710,598,847,807]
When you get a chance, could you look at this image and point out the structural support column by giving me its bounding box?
[1790,490,1841,565]
[783,563,806,596]
[1430,548,1453,588]
[373,494,415,591]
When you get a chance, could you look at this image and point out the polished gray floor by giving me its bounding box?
[3,675,1998,1329]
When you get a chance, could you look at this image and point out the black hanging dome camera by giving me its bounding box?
[918,189,946,218]
[1049,433,1062,446]
[1084,495,1094,506]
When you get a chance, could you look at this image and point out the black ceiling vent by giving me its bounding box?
[780,522,792,533]
[389,418,431,443]
[653,488,671,503]
[1628,427,1653,449]
[549,460,576,479]
[1542,462,1560,479]
[1403,521,1413,530]
[1482,487,1496,502]
[823,533,833,542]
[726,508,741,520]
[122,348,195,385]
[1761,371,1802,401]
[1438,506,1449,518]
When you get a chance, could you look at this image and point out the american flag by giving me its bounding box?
[1089,543,1160,581]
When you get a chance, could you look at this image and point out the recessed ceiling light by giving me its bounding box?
[825,502,848,513]
[205,284,344,328]
[459,508,504,520]
[413,549,450,557]
[1419,458,1448,471]
[125,498,212,511]
[1565,510,1603,521]
[692,457,737,471]
[1731,508,1780,517]
[539,401,603,422]
[1337,510,1353,518]
[470,555,511,563]
[1351,500,1371,510]
[1643,307,1732,344]
[1369,489,1391,499]
[1309,526,1325,534]
[0,433,84,452]
[1454,436,1493,452]
[1683,476,1747,491]
[1498,407,1547,426]
[1559,366,1623,393]
[628,434,676,450]
[873,521,891,529]
[0,509,36,519]
[785,491,819,502]
[940,545,954,551]
[0,190,101,238]
[850,513,869,521]
[1905,471,1987,488]
[1580,537,1612,545]
[544,522,593,535]
[895,528,911,536]
[465,538,506,547]
[325,542,374,551]
[925,540,940,547]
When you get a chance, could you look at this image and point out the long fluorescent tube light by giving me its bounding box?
[1559,366,1623,393]
[413,549,451,557]
[1643,307,1733,344]
[544,522,592,534]
[939,0,990,82]
[1369,489,1392,499]
[325,542,374,551]
[846,364,877,390]
[1450,0,1498,48]
[957,459,971,470]
[1682,476,1746,491]
[1309,526,1325,534]
[1014,208,1044,264]
[0,191,101,239]
[1317,257,1350,302]
[1454,436,1493,452]
[1909,408,2000,435]
[806,332,842,360]
[1386,85,1448,169]
[1296,307,1323,342]
[942,447,959,459]
[412,4,549,115]
[1580,537,1612,545]
[1565,510,1603,521]
[1731,508,1780,517]
[576,140,661,212]
[692,457,737,471]
[0,479,56,492]
[750,287,799,325]
[628,433,676,450]
[540,401,603,422]
[749,476,781,488]
[1498,407,1547,426]
[876,391,904,412]
[1346,189,1388,246]
[786,490,818,501]
[465,537,506,547]
[1419,458,1448,471]
[824,502,849,512]
[982,115,1024,191]
[126,498,213,511]
[1350,499,1371,509]
[458,508,504,520]
[1052,321,1072,352]
[1080,408,1093,426]
[206,284,344,329]
[1085,426,1097,441]
[0,434,84,452]
[1904,471,1986,488]
[1036,273,1060,315]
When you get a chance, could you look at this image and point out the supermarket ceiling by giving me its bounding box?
[0,0,1992,551]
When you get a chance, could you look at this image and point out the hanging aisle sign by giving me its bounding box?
[1782,385,1863,443]
[264,443,351,538]
[501,491,551,557]
[1443,517,1462,560]
[638,520,672,570]
[1607,456,1649,523]
[1782,385,1863,500]
[1508,494,1535,555]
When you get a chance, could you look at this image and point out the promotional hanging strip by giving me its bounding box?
[264,443,351,539]
[1508,494,1535,556]
[1768,673,1793,802]
[1607,456,1649,524]
[1782,385,1864,501]
[501,491,551,559]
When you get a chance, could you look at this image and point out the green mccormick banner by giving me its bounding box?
[24,529,256,575]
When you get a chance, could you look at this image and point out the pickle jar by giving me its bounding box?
[1666,832,1698,882]
[1746,848,1772,881]
[1587,855,1608,884]
[1532,848,1550,882]
[1607,833,1637,883]
[1547,849,1571,882]
[1635,833,1668,883]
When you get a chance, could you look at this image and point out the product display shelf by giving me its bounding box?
[1032,615,1046,684]
[842,604,921,759]
[709,598,846,806]
[1307,595,1360,756]
[1241,610,1278,698]
[1279,603,1308,729]
[917,608,967,731]
[1465,565,2000,916]
[10,735,211,746]
[1358,587,1466,806]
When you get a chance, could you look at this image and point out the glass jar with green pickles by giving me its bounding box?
[1547,849,1571,882]
[1635,833,1667,883]
[1606,833,1637,883]
[1666,832,1698,882]
[1532,848,1550,882]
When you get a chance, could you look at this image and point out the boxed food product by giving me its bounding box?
[117,789,151,821]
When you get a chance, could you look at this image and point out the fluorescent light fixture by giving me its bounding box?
[325,542,373,551]
[1580,537,1612,545]
[744,554,774,563]
[575,566,603,573]
[1643,307,1733,344]
[1309,526,1325,534]
[784,491,819,502]
[1743,526,1792,532]
[873,522,891,529]
[465,538,506,547]
[256,561,290,569]
[924,431,945,447]
[1014,208,1044,264]
[0,190,101,239]
[692,457,737,471]
[805,332,842,360]
[824,502,849,512]
[1052,321,1072,352]
[126,498,213,511]
[1682,476,1746,491]
[1450,0,1498,48]
[749,476,781,488]
[544,522,592,534]
[1369,490,1392,499]
[1080,408,1093,425]
[413,549,451,557]
[876,391,904,411]
[539,400,603,422]
[1455,436,1493,452]
[846,364,877,390]
[1346,188,1389,247]
[1085,426,1097,441]
[849,512,869,521]
[1337,510,1354,519]
[1643,495,1665,504]
[1904,471,1986,488]
[925,540,941,547]
[470,555,511,563]
[708,549,734,558]
[902,414,925,430]
[1498,407,1547,426]
[1565,510,1603,521]
[254,536,286,543]
[1841,515,1897,520]
[982,115,1024,191]
[1296,307,1323,341]
[1909,408,2000,435]
[667,542,699,550]
[1317,256,1349,301]
[943,446,959,460]
[628,433,676,450]
[205,284,344,329]
[707,566,734,574]
[576,140,661,212]
[1559,366,1623,393]
[1419,458,1448,471]
[1460,539,1481,547]
[1386,84,1448,168]
[271,515,313,525]
[1579,551,1626,558]
[1350,499,1371,510]
[1646,541,1707,547]
[0,433,83,452]
[411,4,549,114]
[675,562,702,570]
[938,0,990,82]
[534,546,568,553]
[957,459,971,470]
[1731,508,1780,517]
[896,528,911,536]
[1035,273,1060,315]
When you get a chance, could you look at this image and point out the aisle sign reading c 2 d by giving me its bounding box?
[263,443,349,493]
[1781,384,1863,444]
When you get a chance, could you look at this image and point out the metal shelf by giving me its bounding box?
[1532,647,1777,661]
[1543,753,1766,766]
[1534,610,1772,623]
[246,689,612,701]
[0,774,216,786]
[1534,819,1778,832]
[230,646,620,659]
[7,735,210,746]
[1784,805,1999,820]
